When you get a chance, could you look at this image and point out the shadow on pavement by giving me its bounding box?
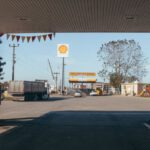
[14,96,73,102]
[0,111,150,150]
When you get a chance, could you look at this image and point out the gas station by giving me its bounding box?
[1,0,150,150]
[69,72,96,89]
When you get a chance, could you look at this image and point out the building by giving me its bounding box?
[121,82,148,96]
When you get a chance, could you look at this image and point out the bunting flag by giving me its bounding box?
[16,36,20,42]
[6,33,54,43]
[53,32,56,38]
[0,33,4,37]
[37,36,41,42]
[27,36,31,43]
[32,36,36,42]
[22,36,25,42]
[48,34,52,40]
[7,34,10,40]
[12,35,16,41]
[43,35,47,41]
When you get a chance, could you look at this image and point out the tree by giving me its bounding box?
[0,57,6,80]
[97,39,147,87]
[109,73,123,88]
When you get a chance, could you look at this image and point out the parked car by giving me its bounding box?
[90,90,98,96]
[74,90,82,97]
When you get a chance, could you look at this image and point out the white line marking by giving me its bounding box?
[144,123,150,130]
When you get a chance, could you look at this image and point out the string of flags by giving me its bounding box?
[0,33,55,43]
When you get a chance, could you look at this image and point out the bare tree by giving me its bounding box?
[97,39,147,87]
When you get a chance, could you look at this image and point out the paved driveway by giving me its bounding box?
[0,96,150,150]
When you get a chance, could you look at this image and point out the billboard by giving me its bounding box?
[57,44,69,57]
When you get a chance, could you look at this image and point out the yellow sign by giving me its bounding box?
[69,72,96,76]
[57,44,69,57]
[69,78,96,83]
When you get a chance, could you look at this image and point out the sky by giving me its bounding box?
[0,33,150,85]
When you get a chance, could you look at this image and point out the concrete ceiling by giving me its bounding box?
[0,0,150,33]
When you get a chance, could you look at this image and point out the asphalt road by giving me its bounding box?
[0,96,150,150]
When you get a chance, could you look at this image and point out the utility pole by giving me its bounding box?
[9,44,19,81]
[54,72,60,92]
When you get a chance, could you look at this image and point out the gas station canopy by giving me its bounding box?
[69,72,97,83]
[0,0,150,33]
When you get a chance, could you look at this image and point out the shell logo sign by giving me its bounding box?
[57,44,69,57]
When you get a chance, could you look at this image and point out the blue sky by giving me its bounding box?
[0,33,150,85]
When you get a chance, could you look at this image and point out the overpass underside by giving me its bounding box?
[0,0,150,33]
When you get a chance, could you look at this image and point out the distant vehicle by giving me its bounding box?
[74,90,82,97]
[8,80,48,101]
[95,88,103,96]
[90,90,98,96]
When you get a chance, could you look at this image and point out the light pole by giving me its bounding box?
[57,44,69,95]
[9,44,19,81]
[61,57,65,95]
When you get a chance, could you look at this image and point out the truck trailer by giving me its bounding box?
[8,80,48,101]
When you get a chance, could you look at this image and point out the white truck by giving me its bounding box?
[8,80,48,101]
